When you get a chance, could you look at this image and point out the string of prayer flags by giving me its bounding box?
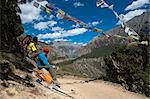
[96,0,140,38]
[33,1,105,35]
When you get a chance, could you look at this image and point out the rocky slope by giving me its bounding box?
[51,41,82,58]
[1,75,149,99]
[38,41,82,62]
[0,1,39,98]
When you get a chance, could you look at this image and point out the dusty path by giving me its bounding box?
[58,76,148,99]
[0,75,149,99]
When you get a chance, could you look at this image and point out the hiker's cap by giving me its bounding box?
[43,47,49,52]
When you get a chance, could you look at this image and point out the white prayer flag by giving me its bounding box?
[96,0,109,8]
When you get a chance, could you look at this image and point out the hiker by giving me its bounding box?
[17,34,32,56]
[27,36,42,58]
[37,47,60,86]
[26,36,43,70]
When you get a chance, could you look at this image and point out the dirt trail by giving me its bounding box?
[58,76,148,99]
[0,76,149,99]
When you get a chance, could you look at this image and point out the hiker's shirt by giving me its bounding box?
[27,42,37,53]
[27,42,37,57]
[27,42,42,58]
[37,52,51,69]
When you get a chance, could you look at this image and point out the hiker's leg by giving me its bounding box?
[48,66,60,86]
[49,66,57,80]
[25,57,38,70]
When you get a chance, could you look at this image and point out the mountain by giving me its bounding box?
[51,41,83,58]
[38,41,83,62]
[80,11,150,56]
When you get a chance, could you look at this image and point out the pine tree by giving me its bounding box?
[1,0,24,52]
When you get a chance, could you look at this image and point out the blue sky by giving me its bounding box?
[19,0,150,45]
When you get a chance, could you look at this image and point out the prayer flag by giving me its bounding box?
[33,2,39,8]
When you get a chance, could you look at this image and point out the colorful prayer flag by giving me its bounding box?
[46,8,52,14]
[79,22,86,26]
[33,1,39,8]
[72,18,80,23]
[46,3,58,10]
[40,5,46,11]
[63,15,71,21]
[108,5,114,10]
[93,28,102,32]
[56,13,64,19]
[58,9,65,16]
[96,0,109,8]
[63,14,73,21]
[79,22,89,28]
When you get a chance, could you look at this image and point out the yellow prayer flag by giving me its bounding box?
[46,8,52,14]
[93,28,102,32]
[58,9,65,16]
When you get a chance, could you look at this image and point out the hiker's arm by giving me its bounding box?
[32,50,42,58]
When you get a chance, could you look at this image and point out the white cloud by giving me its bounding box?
[49,15,55,20]
[59,21,65,24]
[39,39,45,42]
[51,27,64,32]
[87,21,102,27]
[71,21,102,28]
[90,21,102,26]
[37,28,87,39]
[19,1,48,23]
[73,2,85,8]
[71,24,80,28]
[19,2,41,23]
[91,21,100,26]
[125,0,150,11]
[54,39,71,42]
[34,21,57,30]
[45,40,52,44]
[123,9,146,22]
[36,0,48,6]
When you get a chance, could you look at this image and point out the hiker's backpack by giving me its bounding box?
[17,34,32,49]
[27,42,37,53]
[37,68,53,84]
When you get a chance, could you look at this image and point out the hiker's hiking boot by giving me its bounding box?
[36,78,43,84]
[53,80,61,88]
